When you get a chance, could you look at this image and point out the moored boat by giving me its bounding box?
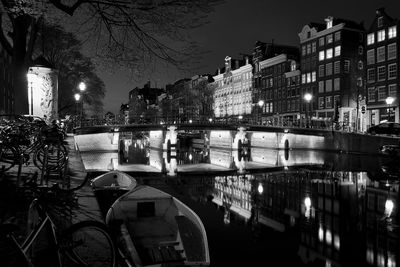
[106,185,210,267]
[91,170,137,217]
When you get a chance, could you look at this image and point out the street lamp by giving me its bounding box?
[74,93,81,127]
[386,96,395,122]
[304,93,313,128]
[258,100,264,125]
[78,82,86,126]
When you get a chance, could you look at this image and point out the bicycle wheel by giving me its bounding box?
[0,143,18,172]
[60,220,117,267]
[33,143,68,171]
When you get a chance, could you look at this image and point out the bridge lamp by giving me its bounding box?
[78,81,86,92]
[257,183,263,194]
[189,119,193,124]
[304,93,313,128]
[238,115,243,120]
[208,118,212,123]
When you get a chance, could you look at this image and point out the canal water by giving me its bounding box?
[99,133,400,267]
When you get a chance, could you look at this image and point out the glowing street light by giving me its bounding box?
[304,93,313,128]
[78,81,86,92]
[257,100,264,124]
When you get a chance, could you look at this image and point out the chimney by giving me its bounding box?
[245,56,249,65]
[376,7,385,15]
[218,68,221,75]
[325,16,333,29]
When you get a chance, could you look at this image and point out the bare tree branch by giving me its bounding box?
[0,12,12,54]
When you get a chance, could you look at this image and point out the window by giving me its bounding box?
[307,73,311,83]
[388,64,397,79]
[344,60,350,73]
[389,84,397,96]
[302,74,306,84]
[326,79,332,92]
[319,65,325,77]
[312,42,316,53]
[326,34,333,44]
[326,48,333,59]
[377,30,386,42]
[367,33,375,45]
[307,44,311,54]
[358,46,364,55]
[367,68,376,83]
[358,61,364,70]
[318,81,324,93]
[377,86,387,101]
[319,37,325,46]
[377,46,385,62]
[378,17,383,27]
[368,87,376,102]
[377,66,386,81]
[312,71,316,82]
[334,78,340,91]
[334,32,341,42]
[319,51,325,61]
[334,46,341,57]
[388,26,397,39]
[334,95,340,106]
[326,63,333,76]
[334,61,340,74]
[367,49,375,65]
[388,43,397,60]
[319,97,325,109]
[326,96,333,108]
[357,77,363,87]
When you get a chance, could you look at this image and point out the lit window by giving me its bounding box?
[319,51,325,61]
[306,73,311,83]
[334,61,340,74]
[389,84,397,96]
[312,42,316,53]
[377,66,386,81]
[302,74,306,84]
[358,61,364,70]
[326,48,333,59]
[312,71,316,82]
[367,49,375,65]
[357,77,363,87]
[326,34,333,44]
[367,68,376,83]
[368,87,376,102]
[367,33,375,45]
[377,46,386,62]
[388,43,397,60]
[388,26,397,39]
[388,64,397,79]
[377,30,386,42]
[334,46,341,57]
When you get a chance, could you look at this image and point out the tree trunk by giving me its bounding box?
[12,15,31,115]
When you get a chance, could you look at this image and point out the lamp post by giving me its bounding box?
[74,93,81,127]
[304,93,313,128]
[386,96,395,122]
[257,100,264,125]
[78,82,86,126]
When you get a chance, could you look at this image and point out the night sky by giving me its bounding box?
[101,0,400,114]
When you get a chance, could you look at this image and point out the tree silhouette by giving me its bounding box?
[0,0,223,114]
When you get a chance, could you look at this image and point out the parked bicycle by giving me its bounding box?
[0,185,118,267]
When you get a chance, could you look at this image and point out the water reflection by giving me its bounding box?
[86,132,400,266]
